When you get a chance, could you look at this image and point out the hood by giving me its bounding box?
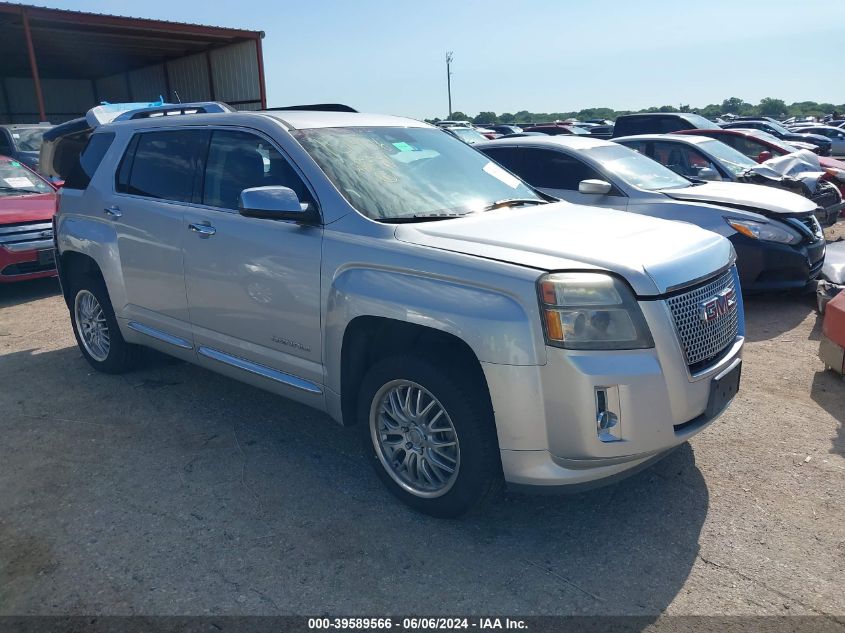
[394,202,732,296]
[661,180,816,217]
[0,192,57,224]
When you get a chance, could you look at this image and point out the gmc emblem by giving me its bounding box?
[700,287,737,323]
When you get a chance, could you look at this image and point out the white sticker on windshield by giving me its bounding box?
[12,133,20,139]
[483,161,520,189]
[4,177,34,188]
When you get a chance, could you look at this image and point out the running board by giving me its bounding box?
[127,321,193,350]
[197,346,323,394]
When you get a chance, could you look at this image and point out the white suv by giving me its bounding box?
[50,103,744,517]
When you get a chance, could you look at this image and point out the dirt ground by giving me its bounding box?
[0,226,843,619]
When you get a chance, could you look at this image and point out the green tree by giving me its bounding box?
[499,112,515,123]
[473,111,498,125]
[758,97,787,118]
[448,111,468,121]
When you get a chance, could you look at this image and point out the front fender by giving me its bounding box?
[323,266,545,393]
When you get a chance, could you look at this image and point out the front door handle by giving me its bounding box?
[189,223,217,236]
[103,205,122,218]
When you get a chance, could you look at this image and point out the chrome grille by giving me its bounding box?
[666,269,739,371]
[0,221,53,248]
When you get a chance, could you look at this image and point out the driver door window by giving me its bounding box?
[202,130,312,211]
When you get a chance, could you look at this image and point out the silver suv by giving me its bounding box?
[52,103,744,517]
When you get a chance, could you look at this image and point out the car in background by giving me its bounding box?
[0,155,58,283]
[677,128,815,160]
[677,128,845,205]
[434,120,473,128]
[485,124,523,136]
[588,124,614,138]
[476,135,826,292]
[523,124,590,136]
[614,133,844,225]
[441,126,489,145]
[499,131,548,139]
[0,123,53,172]
[721,120,831,156]
[785,125,845,156]
[611,112,721,137]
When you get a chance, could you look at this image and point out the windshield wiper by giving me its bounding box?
[377,213,471,224]
[482,198,544,212]
[0,186,41,194]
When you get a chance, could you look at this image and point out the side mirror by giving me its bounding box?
[757,151,773,163]
[238,186,318,224]
[578,179,612,195]
[697,167,721,181]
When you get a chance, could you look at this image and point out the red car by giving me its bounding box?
[0,156,58,283]
[677,128,845,207]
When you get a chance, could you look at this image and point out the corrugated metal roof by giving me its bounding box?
[0,2,262,37]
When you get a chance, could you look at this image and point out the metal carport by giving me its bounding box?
[0,2,266,123]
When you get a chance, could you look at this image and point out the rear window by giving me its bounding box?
[64,133,115,190]
[116,130,208,202]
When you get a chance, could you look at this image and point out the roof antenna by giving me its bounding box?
[173,90,182,104]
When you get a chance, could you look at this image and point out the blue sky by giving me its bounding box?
[34,0,845,119]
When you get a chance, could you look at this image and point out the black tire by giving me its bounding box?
[69,274,139,374]
[358,354,503,518]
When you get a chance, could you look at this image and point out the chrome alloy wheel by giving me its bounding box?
[370,380,460,498]
[74,289,110,362]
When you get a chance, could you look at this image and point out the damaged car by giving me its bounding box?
[478,135,825,292]
[614,134,844,226]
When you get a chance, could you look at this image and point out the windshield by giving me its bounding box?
[587,144,691,191]
[292,126,542,220]
[764,120,792,136]
[683,114,721,130]
[9,127,47,152]
[450,128,487,144]
[697,139,758,176]
[0,158,52,195]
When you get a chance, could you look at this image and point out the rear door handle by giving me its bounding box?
[189,223,217,236]
[103,205,122,218]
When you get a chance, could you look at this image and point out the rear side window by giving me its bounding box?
[64,132,115,190]
[117,130,208,202]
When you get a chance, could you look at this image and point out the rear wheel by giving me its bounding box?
[359,355,502,518]
[70,275,138,374]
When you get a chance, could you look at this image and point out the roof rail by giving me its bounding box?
[113,102,235,122]
[267,103,358,113]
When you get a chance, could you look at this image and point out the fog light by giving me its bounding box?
[596,387,622,442]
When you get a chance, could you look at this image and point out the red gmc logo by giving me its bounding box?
[700,287,737,323]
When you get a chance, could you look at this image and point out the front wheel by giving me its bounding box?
[69,275,138,374]
[358,355,502,518]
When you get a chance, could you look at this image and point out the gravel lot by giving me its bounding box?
[0,225,843,619]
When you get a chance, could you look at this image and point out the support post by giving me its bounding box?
[21,8,46,122]
[256,35,267,109]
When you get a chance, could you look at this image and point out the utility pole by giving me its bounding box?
[446,51,454,118]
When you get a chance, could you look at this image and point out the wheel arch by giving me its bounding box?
[339,316,493,429]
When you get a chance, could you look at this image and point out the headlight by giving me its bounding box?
[725,218,801,244]
[537,272,653,350]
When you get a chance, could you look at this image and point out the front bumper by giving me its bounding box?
[484,282,744,489]
[0,241,57,283]
[731,234,825,292]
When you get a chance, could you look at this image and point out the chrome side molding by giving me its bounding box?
[197,346,323,394]
[127,321,193,350]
